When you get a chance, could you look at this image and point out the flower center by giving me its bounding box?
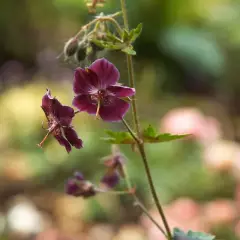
[90,89,108,105]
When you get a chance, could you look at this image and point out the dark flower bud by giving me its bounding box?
[65,171,96,198]
[64,38,79,58]
[101,170,120,188]
[75,44,87,62]
[90,41,104,52]
[100,146,127,189]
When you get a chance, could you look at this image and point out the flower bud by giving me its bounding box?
[90,41,104,52]
[101,170,120,189]
[64,38,79,58]
[65,171,96,198]
[75,45,87,63]
[100,149,126,189]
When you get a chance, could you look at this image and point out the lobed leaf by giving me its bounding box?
[173,228,215,240]
[143,125,190,143]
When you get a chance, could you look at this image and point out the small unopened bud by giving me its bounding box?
[90,41,104,52]
[100,150,127,189]
[65,171,96,198]
[64,38,79,58]
[101,170,120,188]
[75,45,87,62]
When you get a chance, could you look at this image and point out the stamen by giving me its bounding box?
[95,100,101,120]
[37,131,51,148]
[37,123,58,148]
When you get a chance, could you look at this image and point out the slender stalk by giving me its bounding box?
[120,0,171,238]
[120,0,141,137]
[127,55,141,137]
[137,144,172,240]
[74,12,122,39]
[134,200,167,237]
[122,118,172,240]
[122,160,167,237]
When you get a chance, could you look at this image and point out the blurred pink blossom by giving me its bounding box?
[203,140,240,172]
[141,198,206,240]
[202,199,237,227]
[160,108,222,145]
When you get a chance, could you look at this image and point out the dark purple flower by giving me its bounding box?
[38,89,83,153]
[101,170,120,189]
[72,58,135,122]
[100,147,126,188]
[65,171,96,198]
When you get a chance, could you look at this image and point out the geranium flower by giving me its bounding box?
[72,58,135,122]
[38,89,83,153]
[100,145,126,188]
[65,171,96,198]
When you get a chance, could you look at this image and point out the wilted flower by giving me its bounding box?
[38,89,83,153]
[73,58,135,122]
[101,145,126,188]
[65,171,96,198]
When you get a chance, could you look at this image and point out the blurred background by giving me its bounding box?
[1,0,240,239]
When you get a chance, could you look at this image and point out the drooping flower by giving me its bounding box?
[100,145,126,188]
[38,89,83,153]
[72,58,135,122]
[65,171,96,198]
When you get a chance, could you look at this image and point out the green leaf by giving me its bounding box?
[173,228,215,240]
[121,46,136,55]
[143,125,157,138]
[130,23,143,42]
[142,125,190,143]
[91,39,124,50]
[106,31,123,43]
[102,130,134,144]
[122,29,130,42]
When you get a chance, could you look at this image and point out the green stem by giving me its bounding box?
[134,200,167,237]
[120,0,140,137]
[122,157,167,237]
[122,119,172,240]
[127,55,141,137]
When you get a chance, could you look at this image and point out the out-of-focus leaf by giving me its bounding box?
[159,27,225,77]
[91,39,123,50]
[121,46,136,55]
[106,31,122,43]
[102,130,134,144]
[173,228,215,240]
[143,125,190,143]
[129,23,143,42]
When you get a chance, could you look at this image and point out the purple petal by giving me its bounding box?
[64,127,83,149]
[65,179,79,196]
[99,97,130,122]
[72,95,97,114]
[55,105,74,126]
[101,171,120,188]
[74,68,99,94]
[41,89,53,116]
[107,85,135,97]
[74,171,84,181]
[54,134,72,153]
[41,89,74,126]
[89,58,120,88]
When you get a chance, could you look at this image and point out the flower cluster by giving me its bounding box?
[100,145,126,188]
[65,149,126,197]
[65,172,96,198]
[38,58,135,153]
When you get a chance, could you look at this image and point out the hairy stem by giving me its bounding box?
[120,0,140,137]
[122,161,167,237]
[122,118,172,240]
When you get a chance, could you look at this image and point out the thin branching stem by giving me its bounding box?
[121,118,172,240]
